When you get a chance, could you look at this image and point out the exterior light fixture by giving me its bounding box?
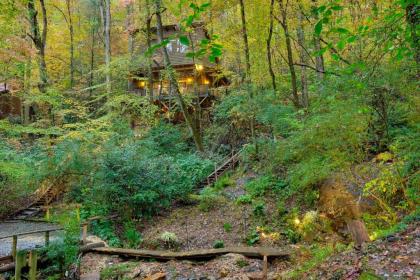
[195,64,204,71]
[186,77,193,84]
[203,79,210,85]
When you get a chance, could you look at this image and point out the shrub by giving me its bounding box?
[123,222,142,248]
[198,187,224,211]
[245,175,275,198]
[213,240,225,248]
[160,231,178,249]
[223,222,233,233]
[235,194,252,204]
[213,173,234,190]
[252,201,266,217]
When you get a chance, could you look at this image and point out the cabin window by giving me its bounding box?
[167,39,188,53]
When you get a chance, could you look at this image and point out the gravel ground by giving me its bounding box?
[0,220,62,256]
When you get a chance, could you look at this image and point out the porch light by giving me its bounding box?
[139,81,145,87]
[186,77,193,84]
[203,79,210,85]
[195,64,204,71]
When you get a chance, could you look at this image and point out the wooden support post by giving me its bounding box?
[12,235,17,260]
[82,223,88,244]
[28,250,38,280]
[45,207,50,221]
[15,250,27,280]
[263,255,268,280]
[214,163,218,181]
[45,231,50,246]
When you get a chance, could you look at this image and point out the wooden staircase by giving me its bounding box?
[199,149,241,188]
[13,183,61,220]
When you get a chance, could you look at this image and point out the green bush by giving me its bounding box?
[198,187,224,211]
[223,222,233,233]
[213,240,225,248]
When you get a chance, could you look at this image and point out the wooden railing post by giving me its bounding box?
[28,250,38,280]
[45,231,50,246]
[263,255,268,280]
[82,223,88,244]
[15,250,27,280]
[12,235,17,260]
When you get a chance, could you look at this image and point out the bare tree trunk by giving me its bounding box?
[145,0,154,100]
[126,0,134,91]
[312,0,325,80]
[89,26,95,95]
[154,0,204,152]
[278,0,300,108]
[297,11,309,108]
[239,0,251,82]
[100,0,111,94]
[267,0,276,91]
[27,0,48,93]
[66,0,75,89]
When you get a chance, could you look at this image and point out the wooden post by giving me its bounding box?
[45,207,50,221]
[12,235,17,260]
[45,231,50,246]
[263,255,268,280]
[15,250,27,280]
[214,163,218,181]
[82,223,88,244]
[28,250,38,280]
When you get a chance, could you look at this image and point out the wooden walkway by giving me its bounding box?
[88,246,289,260]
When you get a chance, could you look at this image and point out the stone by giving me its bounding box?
[246,271,265,280]
[219,266,229,277]
[145,272,167,280]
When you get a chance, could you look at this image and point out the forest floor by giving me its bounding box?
[80,221,419,279]
[139,176,288,251]
[80,175,419,279]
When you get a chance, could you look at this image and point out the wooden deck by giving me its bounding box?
[88,246,289,260]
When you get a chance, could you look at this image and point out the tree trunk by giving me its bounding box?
[27,0,48,93]
[126,0,134,91]
[312,0,325,80]
[89,25,95,95]
[278,0,300,108]
[66,0,75,89]
[153,0,204,152]
[100,0,112,94]
[267,0,276,91]
[239,0,251,82]
[297,11,309,108]
[145,0,154,101]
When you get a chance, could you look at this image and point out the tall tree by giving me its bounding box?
[239,0,251,82]
[267,0,276,91]
[297,10,309,108]
[311,0,325,80]
[27,0,48,93]
[100,0,112,94]
[145,0,154,100]
[277,0,300,108]
[153,0,204,152]
[66,0,75,89]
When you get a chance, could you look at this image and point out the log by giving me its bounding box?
[87,246,289,261]
[80,242,106,253]
[0,262,15,273]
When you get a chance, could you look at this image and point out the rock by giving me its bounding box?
[219,266,229,277]
[246,271,265,280]
[145,272,167,280]
[80,272,100,280]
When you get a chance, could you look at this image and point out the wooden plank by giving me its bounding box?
[0,226,63,239]
[88,247,289,260]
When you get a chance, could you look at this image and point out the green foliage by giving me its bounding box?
[123,222,142,248]
[213,173,234,190]
[213,239,225,248]
[236,258,249,268]
[235,194,252,205]
[41,210,80,278]
[100,263,136,280]
[246,229,260,246]
[252,201,266,217]
[245,175,276,198]
[198,187,224,212]
[223,222,232,233]
[160,231,178,249]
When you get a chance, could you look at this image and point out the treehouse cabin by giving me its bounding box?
[130,23,228,102]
